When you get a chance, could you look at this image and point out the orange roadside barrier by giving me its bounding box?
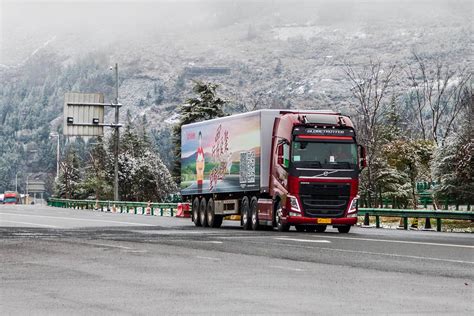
[176,203,191,218]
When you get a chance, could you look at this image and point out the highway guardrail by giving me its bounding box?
[48,198,180,217]
[359,208,473,231]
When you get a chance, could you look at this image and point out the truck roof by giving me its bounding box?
[181,109,346,128]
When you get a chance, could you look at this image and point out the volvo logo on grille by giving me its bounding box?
[323,171,329,176]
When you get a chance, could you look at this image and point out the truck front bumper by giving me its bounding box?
[285,215,357,226]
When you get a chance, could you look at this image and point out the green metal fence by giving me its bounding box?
[359,208,473,231]
[48,198,179,217]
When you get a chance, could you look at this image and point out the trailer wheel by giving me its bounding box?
[241,196,251,230]
[337,225,351,233]
[207,198,218,228]
[192,197,201,227]
[250,196,260,231]
[275,201,290,232]
[315,225,326,233]
[199,198,208,227]
[295,225,305,232]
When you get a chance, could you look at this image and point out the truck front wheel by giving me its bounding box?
[241,196,251,230]
[337,225,351,233]
[275,201,290,232]
[199,198,208,227]
[250,196,260,231]
[192,197,201,227]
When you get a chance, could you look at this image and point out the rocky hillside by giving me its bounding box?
[0,0,472,191]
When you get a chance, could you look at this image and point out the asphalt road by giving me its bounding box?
[1,204,473,315]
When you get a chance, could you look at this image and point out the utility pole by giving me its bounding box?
[113,63,120,201]
[50,133,60,180]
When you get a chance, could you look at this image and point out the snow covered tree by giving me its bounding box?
[343,60,397,207]
[79,137,112,200]
[118,120,177,201]
[432,92,473,204]
[404,52,471,145]
[172,81,226,183]
[55,148,81,199]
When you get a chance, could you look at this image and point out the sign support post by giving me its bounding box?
[113,63,120,202]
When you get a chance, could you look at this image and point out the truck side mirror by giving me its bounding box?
[359,145,367,169]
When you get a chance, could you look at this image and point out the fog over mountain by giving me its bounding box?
[0,0,472,193]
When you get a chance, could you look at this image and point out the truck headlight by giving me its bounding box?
[288,195,302,216]
[348,196,359,214]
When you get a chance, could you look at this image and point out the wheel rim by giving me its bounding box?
[252,207,257,225]
[276,207,282,226]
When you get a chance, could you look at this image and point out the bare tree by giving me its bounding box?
[405,52,471,146]
[343,59,397,207]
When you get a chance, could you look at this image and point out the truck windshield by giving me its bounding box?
[291,141,357,168]
[3,197,17,203]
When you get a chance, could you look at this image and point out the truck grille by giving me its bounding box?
[299,183,350,218]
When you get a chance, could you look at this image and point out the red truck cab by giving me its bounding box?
[270,112,366,233]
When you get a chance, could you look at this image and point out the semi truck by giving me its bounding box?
[3,191,20,204]
[180,109,366,233]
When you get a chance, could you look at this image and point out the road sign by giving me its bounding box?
[27,181,46,193]
[63,93,105,136]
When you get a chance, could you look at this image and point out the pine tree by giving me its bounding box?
[55,149,81,199]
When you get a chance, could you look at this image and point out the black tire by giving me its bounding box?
[213,215,223,228]
[295,225,306,232]
[241,196,251,230]
[207,199,223,228]
[250,196,260,231]
[305,225,317,232]
[275,201,290,232]
[206,198,216,228]
[315,225,326,233]
[337,225,351,233]
[199,198,208,227]
[192,197,201,227]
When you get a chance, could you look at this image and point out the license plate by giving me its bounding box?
[317,218,331,224]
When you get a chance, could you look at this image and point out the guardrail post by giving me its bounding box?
[424,217,432,230]
[363,213,370,226]
[170,207,174,217]
[134,206,137,215]
[468,203,471,211]
[403,217,408,230]
[436,218,442,232]
[375,215,380,228]
[151,206,154,216]
[160,207,163,216]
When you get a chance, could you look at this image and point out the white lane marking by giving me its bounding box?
[275,237,331,243]
[217,235,291,239]
[0,212,155,226]
[90,243,133,250]
[89,242,147,253]
[317,247,474,265]
[247,240,474,265]
[270,265,304,272]
[309,234,474,249]
[0,220,58,228]
[186,240,223,244]
[196,256,221,261]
